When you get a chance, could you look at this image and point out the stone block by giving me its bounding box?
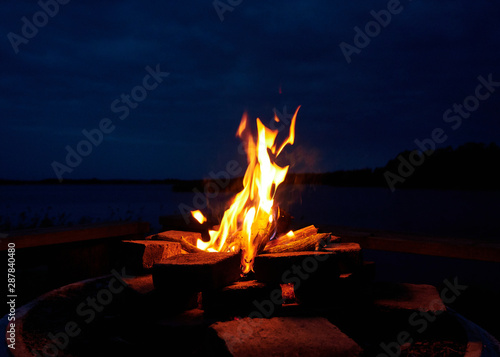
[207,317,363,356]
[153,252,241,293]
[253,251,339,285]
[374,282,446,313]
[203,280,281,318]
[121,240,182,271]
[323,242,362,273]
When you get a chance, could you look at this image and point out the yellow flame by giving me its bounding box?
[195,106,300,274]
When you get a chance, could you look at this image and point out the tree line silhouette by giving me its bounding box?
[2,142,498,191]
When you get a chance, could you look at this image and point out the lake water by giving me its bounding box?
[1,184,499,239]
[0,184,190,233]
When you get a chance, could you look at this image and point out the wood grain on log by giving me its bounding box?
[146,231,204,253]
[263,233,330,253]
[220,230,243,253]
[263,225,326,253]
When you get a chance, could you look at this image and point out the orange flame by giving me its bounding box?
[193,106,300,274]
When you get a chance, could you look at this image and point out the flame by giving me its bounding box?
[191,210,207,224]
[193,106,300,274]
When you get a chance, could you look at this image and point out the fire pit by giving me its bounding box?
[148,108,373,317]
[151,229,368,315]
[4,231,479,356]
[3,109,495,356]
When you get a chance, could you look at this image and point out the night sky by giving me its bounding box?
[1,0,499,181]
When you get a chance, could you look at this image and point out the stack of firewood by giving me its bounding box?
[148,219,339,257]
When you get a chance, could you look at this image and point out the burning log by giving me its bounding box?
[247,209,277,255]
[264,232,330,253]
[262,225,330,254]
[220,231,243,253]
[262,225,315,253]
[240,208,278,274]
[177,237,204,254]
[220,208,291,254]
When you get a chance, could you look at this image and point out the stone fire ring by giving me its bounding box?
[0,274,495,356]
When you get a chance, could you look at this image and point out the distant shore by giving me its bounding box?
[2,142,499,192]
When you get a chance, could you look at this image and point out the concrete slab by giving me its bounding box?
[374,283,446,313]
[208,317,362,356]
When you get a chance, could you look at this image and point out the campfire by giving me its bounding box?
[13,108,476,357]
[150,108,364,313]
[194,106,305,274]
[145,109,370,354]
[185,107,333,274]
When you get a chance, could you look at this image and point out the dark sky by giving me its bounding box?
[1,0,499,180]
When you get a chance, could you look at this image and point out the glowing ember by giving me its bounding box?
[280,283,297,304]
[191,210,207,224]
[193,106,300,274]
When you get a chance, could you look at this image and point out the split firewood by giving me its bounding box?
[264,225,317,248]
[237,209,278,270]
[178,237,205,253]
[252,209,278,255]
[262,225,332,253]
[146,232,204,253]
[313,233,332,250]
[147,230,201,246]
[220,230,243,253]
[263,233,330,253]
